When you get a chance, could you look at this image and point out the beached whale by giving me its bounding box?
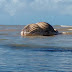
[21,22,59,36]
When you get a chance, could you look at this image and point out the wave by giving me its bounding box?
[60,25,72,27]
[2,44,72,52]
[68,29,72,30]
[54,25,72,34]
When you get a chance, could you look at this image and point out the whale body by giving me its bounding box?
[21,22,59,36]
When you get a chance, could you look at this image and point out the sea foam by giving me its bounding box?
[61,25,72,27]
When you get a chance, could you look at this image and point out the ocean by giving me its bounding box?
[0,25,72,72]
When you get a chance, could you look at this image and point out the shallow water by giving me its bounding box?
[0,25,72,72]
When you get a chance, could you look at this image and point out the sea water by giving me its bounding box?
[0,25,72,72]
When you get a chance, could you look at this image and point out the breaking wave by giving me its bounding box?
[60,25,72,27]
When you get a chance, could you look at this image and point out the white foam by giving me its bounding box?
[61,25,72,27]
[68,29,72,30]
[62,32,69,34]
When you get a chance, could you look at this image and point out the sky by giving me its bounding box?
[0,0,72,25]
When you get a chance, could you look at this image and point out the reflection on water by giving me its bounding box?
[0,25,72,71]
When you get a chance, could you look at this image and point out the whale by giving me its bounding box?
[21,22,59,36]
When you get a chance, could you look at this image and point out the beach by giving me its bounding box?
[0,25,72,71]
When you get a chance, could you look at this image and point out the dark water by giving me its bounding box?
[0,25,72,72]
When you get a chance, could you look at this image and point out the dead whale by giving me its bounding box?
[21,22,59,36]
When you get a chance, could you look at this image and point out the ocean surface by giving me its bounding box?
[0,25,72,72]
